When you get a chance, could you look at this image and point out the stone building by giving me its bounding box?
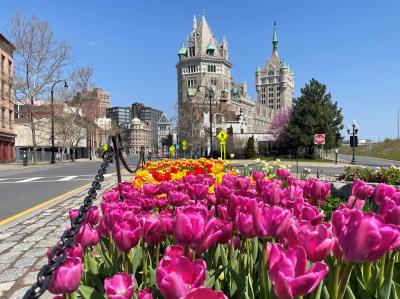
[0,33,16,163]
[157,113,172,150]
[79,87,111,119]
[121,117,151,155]
[256,22,294,112]
[176,14,291,154]
[132,102,163,152]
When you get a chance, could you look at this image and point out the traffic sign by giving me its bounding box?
[169,145,175,152]
[181,140,187,146]
[217,130,228,142]
[314,134,326,145]
[176,144,180,150]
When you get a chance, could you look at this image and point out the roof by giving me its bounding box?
[191,14,222,57]
[158,113,171,125]
[0,33,16,55]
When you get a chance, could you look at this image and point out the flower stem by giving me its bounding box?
[338,262,354,299]
[142,238,147,286]
[332,261,342,299]
[155,243,160,267]
[379,254,386,287]
[363,262,371,284]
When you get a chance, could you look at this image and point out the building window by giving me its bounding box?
[261,100,266,104]
[277,92,280,97]
[207,65,216,72]
[1,109,5,128]
[189,47,195,57]
[9,109,12,128]
[187,78,196,87]
[277,78,281,82]
[211,77,217,86]
[269,99,274,104]
[268,87,273,92]
[277,104,281,109]
[261,87,266,93]
[261,93,265,99]
[269,93,273,98]
[268,69,275,76]
[277,98,281,103]
[0,55,4,77]
[277,86,281,91]
[268,78,273,83]
[188,65,196,73]
[269,105,274,109]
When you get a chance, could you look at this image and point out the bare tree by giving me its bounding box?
[10,13,71,163]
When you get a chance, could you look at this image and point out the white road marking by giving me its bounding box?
[104,174,113,177]
[16,177,43,183]
[57,176,78,181]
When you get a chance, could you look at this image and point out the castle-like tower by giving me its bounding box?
[176,14,257,151]
[256,23,294,111]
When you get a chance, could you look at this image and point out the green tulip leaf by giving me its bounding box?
[132,246,142,275]
[379,258,395,299]
[229,267,246,297]
[78,285,105,299]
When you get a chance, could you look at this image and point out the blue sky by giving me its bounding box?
[1,0,399,141]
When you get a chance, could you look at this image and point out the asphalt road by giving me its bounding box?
[0,156,137,221]
[338,154,400,167]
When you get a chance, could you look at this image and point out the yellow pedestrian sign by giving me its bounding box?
[169,145,175,158]
[217,130,228,142]
[181,140,187,146]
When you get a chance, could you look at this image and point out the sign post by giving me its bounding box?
[314,134,325,159]
[181,140,187,158]
[217,130,228,160]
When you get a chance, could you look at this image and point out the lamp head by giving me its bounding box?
[64,81,68,88]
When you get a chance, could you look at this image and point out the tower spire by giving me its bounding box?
[193,15,197,31]
[272,21,278,54]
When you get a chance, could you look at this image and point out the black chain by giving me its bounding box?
[22,148,114,299]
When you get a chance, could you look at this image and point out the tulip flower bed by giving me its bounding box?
[338,165,400,186]
[48,159,400,299]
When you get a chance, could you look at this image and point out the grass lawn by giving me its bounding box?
[260,157,332,163]
[340,139,400,161]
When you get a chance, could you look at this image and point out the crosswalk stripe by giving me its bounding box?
[17,177,43,183]
[57,176,78,181]
[104,174,113,177]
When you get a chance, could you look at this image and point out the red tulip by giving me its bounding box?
[48,257,83,294]
[104,272,134,299]
[276,168,291,180]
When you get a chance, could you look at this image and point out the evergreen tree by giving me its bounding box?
[287,79,343,157]
[244,135,256,158]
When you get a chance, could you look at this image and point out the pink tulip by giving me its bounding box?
[188,183,209,202]
[156,254,207,299]
[97,218,110,238]
[48,257,83,294]
[252,170,265,181]
[287,222,334,262]
[351,179,374,200]
[283,185,303,202]
[168,191,189,207]
[233,176,250,190]
[346,195,365,210]
[47,243,83,263]
[191,218,233,253]
[75,223,99,247]
[276,168,291,180]
[69,206,99,225]
[303,179,330,205]
[140,212,166,245]
[374,183,397,205]
[293,199,325,225]
[230,236,241,250]
[173,205,207,246]
[139,288,154,299]
[235,211,256,238]
[183,288,228,299]
[159,181,175,194]
[383,206,400,226]
[332,208,400,262]
[214,185,233,204]
[268,244,329,299]
[112,219,141,252]
[143,183,160,196]
[103,189,120,202]
[261,181,284,205]
[104,272,134,299]
[253,204,292,239]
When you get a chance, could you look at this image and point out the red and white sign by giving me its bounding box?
[314,134,326,145]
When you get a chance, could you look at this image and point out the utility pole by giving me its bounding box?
[397,108,399,140]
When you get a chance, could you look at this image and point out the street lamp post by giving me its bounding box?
[50,80,68,164]
[347,120,359,165]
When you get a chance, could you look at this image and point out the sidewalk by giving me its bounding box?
[230,159,347,168]
[0,172,126,298]
[0,157,103,172]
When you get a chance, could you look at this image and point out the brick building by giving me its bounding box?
[0,33,16,163]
